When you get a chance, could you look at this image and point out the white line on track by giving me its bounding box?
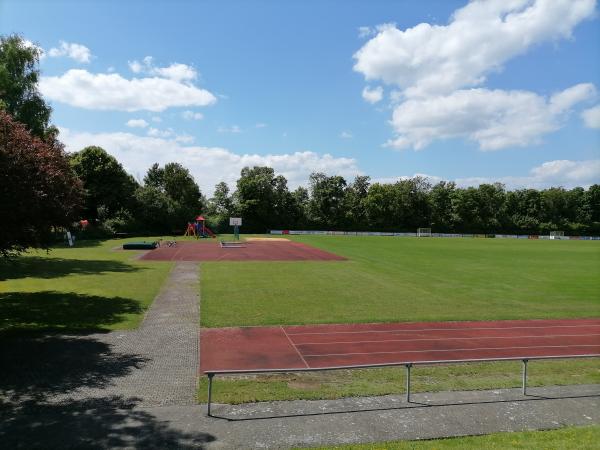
[294,333,600,346]
[285,324,600,336]
[302,344,600,358]
[281,326,310,368]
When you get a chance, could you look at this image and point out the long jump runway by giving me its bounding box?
[201,319,600,372]
[140,240,346,261]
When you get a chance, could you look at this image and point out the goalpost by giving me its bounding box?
[417,227,432,237]
[549,231,565,240]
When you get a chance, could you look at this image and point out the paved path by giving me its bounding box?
[0,261,200,407]
[169,384,600,449]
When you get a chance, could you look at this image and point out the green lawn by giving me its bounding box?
[308,425,600,450]
[0,238,173,333]
[201,236,600,327]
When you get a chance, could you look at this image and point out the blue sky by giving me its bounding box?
[1,0,599,194]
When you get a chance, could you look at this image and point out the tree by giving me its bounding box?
[136,162,203,232]
[0,35,54,139]
[209,181,233,216]
[235,166,280,232]
[308,173,347,229]
[430,181,456,232]
[344,176,370,229]
[0,111,82,256]
[70,146,139,222]
[205,181,234,232]
[133,186,175,233]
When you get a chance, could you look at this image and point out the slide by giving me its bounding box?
[204,226,217,238]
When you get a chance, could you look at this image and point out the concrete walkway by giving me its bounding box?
[166,384,600,449]
[56,261,201,406]
[0,261,200,408]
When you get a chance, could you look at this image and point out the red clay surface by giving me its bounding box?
[200,319,600,372]
[139,240,346,261]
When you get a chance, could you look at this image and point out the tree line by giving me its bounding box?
[1,35,599,255]
[68,152,600,236]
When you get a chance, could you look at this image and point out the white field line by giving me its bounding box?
[281,326,310,368]
[286,324,600,336]
[294,333,600,346]
[303,344,600,358]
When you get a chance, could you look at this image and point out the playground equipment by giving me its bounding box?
[184,216,216,239]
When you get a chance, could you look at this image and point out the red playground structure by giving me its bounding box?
[184,216,216,239]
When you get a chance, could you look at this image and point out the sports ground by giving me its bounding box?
[1,234,599,447]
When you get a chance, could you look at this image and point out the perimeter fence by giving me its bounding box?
[270,230,600,240]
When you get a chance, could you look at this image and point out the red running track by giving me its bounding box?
[140,241,346,262]
[200,319,600,372]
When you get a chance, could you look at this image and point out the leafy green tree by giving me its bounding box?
[0,35,54,139]
[0,111,82,256]
[308,173,347,229]
[476,183,506,233]
[505,189,542,234]
[235,166,280,232]
[137,162,203,232]
[364,182,398,230]
[70,146,139,222]
[291,186,310,228]
[133,186,175,233]
[430,181,456,232]
[208,182,233,215]
[204,181,234,232]
[344,176,370,229]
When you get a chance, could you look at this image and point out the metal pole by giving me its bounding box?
[207,373,214,416]
[522,359,528,395]
[406,364,412,403]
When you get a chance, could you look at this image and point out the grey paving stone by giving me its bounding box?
[0,262,200,407]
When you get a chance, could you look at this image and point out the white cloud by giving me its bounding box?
[354,0,596,97]
[182,110,204,120]
[362,86,383,104]
[460,159,600,189]
[340,131,353,139]
[255,123,267,128]
[358,26,375,39]
[354,0,597,151]
[151,116,162,123]
[128,56,197,81]
[373,160,600,190]
[39,69,217,112]
[48,41,92,63]
[147,127,173,138]
[582,105,600,129]
[218,125,242,133]
[126,119,148,128]
[58,128,361,194]
[549,83,597,113]
[386,84,595,151]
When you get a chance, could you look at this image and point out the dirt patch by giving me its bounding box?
[140,240,346,261]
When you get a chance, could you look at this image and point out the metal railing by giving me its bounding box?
[204,354,600,416]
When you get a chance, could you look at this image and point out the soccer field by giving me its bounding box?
[200,236,600,327]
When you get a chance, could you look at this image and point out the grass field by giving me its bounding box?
[310,425,600,450]
[0,238,172,333]
[199,235,599,404]
[201,236,600,327]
